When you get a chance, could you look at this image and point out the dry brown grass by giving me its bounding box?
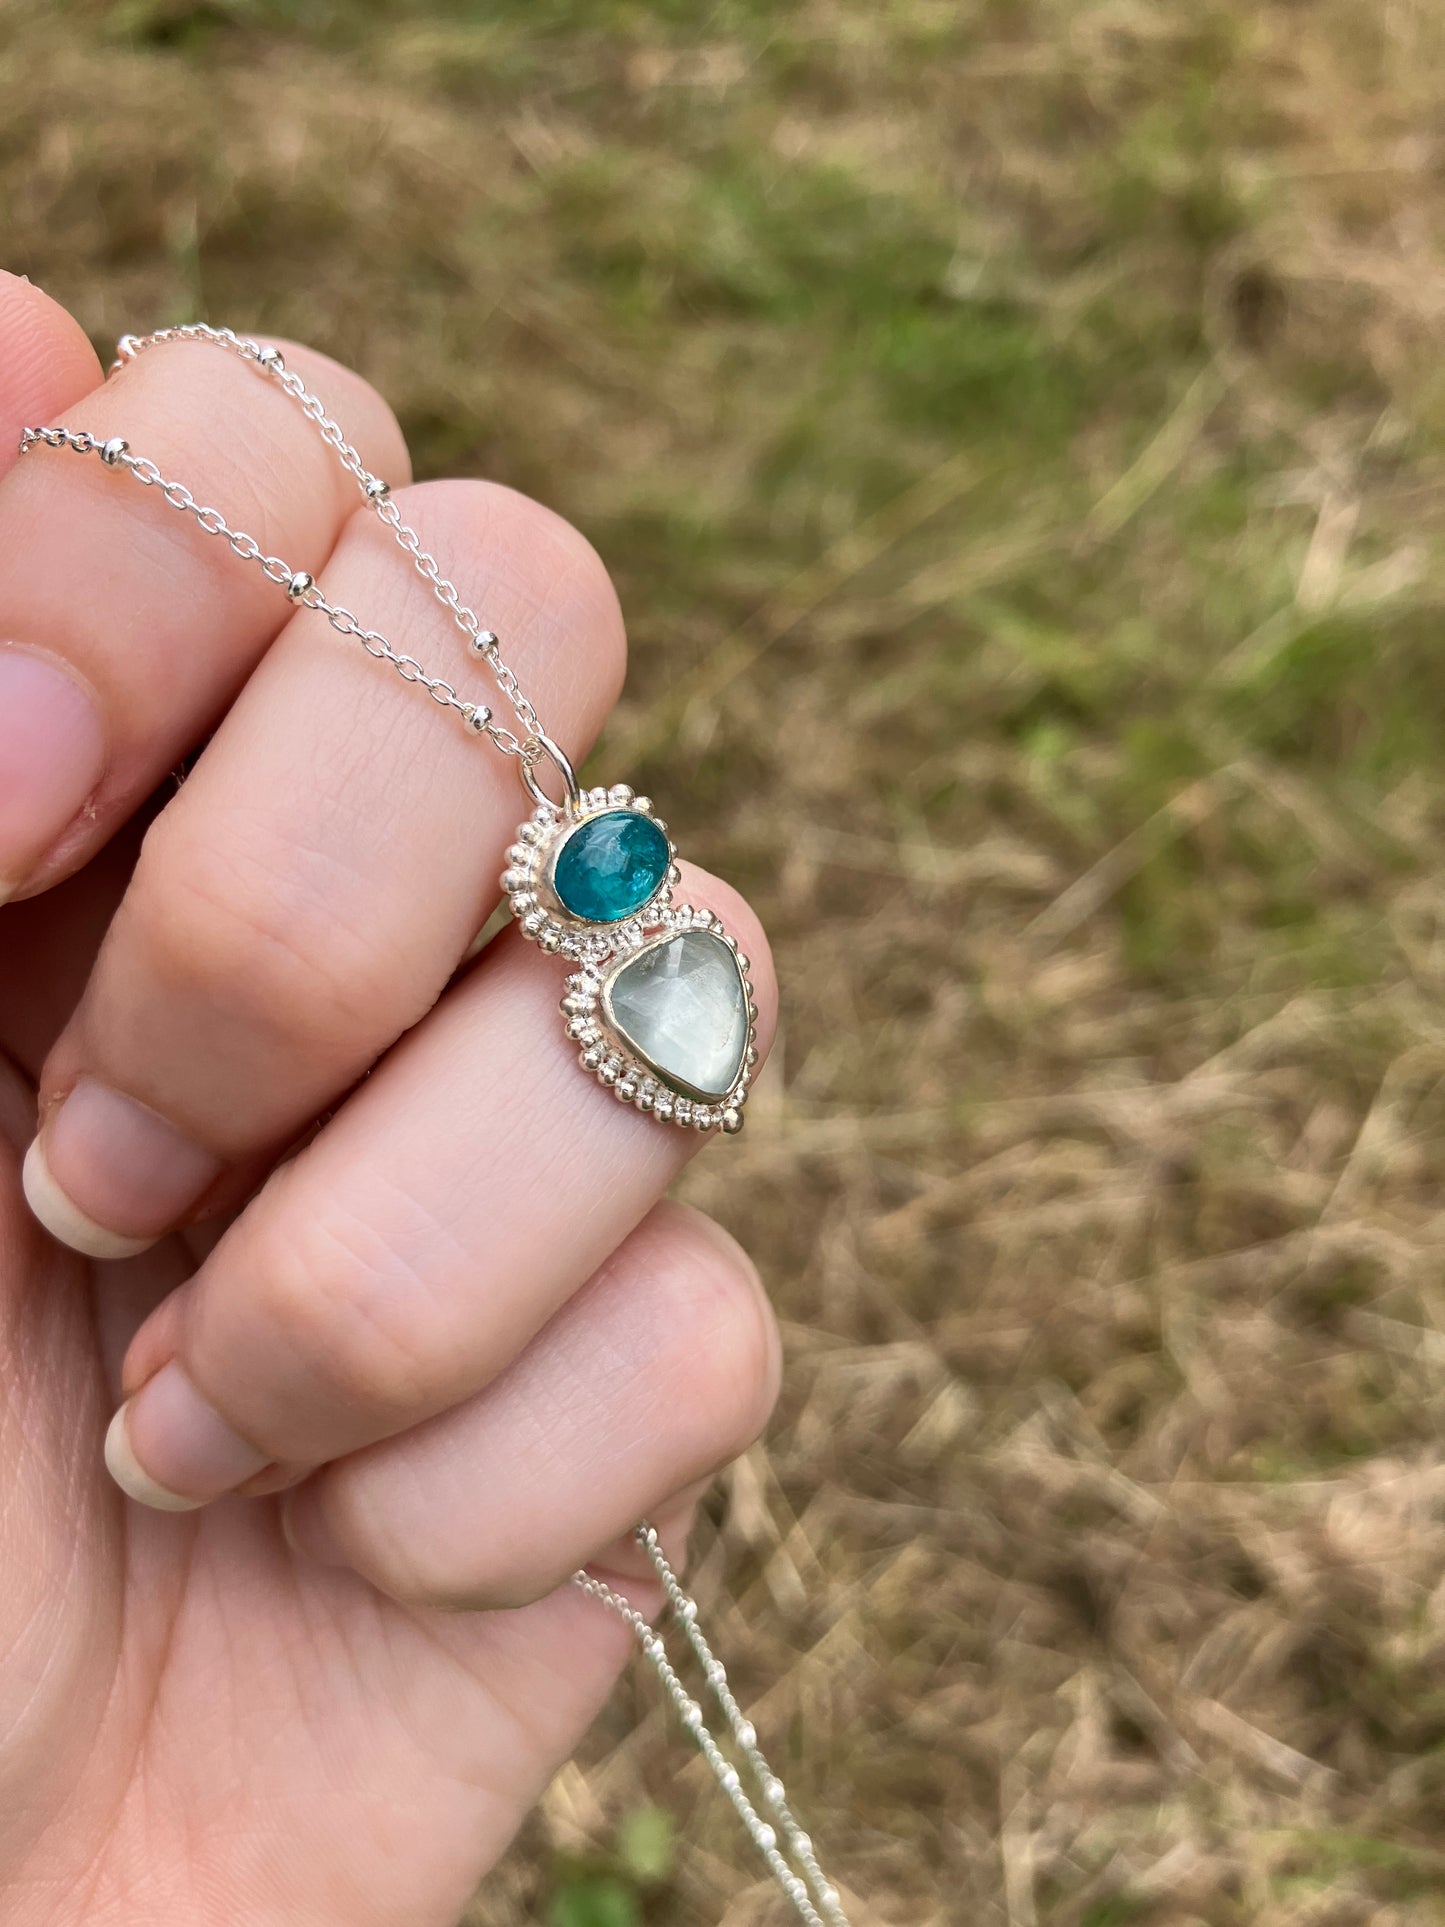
[7,0,1445,1920]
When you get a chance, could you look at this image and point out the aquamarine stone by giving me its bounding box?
[605,929,749,1100]
[554,809,670,923]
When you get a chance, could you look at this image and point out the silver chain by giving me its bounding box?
[577,1527,852,1927]
[20,323,552,777]
[18,329,852,1924]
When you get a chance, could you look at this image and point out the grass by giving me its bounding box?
[7,0,1445,1919]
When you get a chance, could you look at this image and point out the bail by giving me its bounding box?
[518,732,582,815]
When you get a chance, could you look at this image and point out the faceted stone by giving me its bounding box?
[553,808,670,924]
[605,929,749,1100]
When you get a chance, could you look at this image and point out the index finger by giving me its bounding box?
[0,273,105,906]
[0,326,410,904]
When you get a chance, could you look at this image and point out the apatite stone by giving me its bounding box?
[554,809,670,923]
[606,929,749,1099]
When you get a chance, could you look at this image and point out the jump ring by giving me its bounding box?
[518,732,582,814]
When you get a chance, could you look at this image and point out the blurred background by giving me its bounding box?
[7,1,1445,1921]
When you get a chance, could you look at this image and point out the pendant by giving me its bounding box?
[502,784,758,1133]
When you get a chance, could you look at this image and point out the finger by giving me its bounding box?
[26,478,626,1258]
[0,273,105,904]
[0,331,409,905]
[280,1201,778,1609]
[101,865,776,1505]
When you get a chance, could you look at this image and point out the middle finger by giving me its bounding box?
[27,476,626,1257]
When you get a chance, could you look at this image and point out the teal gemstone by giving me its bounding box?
[554,809,670,923]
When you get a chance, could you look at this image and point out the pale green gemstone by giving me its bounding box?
[605,929,748,1100]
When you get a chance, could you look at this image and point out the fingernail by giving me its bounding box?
[0,648,105,901]
[105,1361,269,1509]
[26,1078,222,1257]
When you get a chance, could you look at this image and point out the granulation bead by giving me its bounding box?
[286,570,314,602]
[470,629,499,655]
[99,437,129,467]
[364,476,391,501]
[462,702,492,734]
[257,345,285,373]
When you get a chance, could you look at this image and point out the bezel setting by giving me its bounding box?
[506,788,757,1133]
[560,905,759,1132]
[501,784,679,962]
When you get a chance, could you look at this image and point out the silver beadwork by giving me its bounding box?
[576,1527,852,1927]
[99,437,129,467]
[286,570,314,602]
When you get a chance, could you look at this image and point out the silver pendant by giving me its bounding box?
[502,784,758,1132]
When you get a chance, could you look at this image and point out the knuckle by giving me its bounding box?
[243,1203,450,1434]
[124,811,428,1070]
[318,1469,547,1614]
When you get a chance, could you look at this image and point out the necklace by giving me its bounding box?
[29,326,760,1135]
[21,325,851,1927]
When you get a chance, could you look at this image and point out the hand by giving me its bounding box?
[0,274,779,1927]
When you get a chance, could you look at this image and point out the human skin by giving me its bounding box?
[0,273,779,1925]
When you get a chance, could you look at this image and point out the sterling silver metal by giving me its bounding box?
[577,1526,852,1927]
[26,323,550,774]
[19,327,848,1921]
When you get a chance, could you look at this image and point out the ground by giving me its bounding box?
[5,1,1445,1921]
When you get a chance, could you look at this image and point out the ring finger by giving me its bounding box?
[103,867,776,1506]
[282,1199,779,1611]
